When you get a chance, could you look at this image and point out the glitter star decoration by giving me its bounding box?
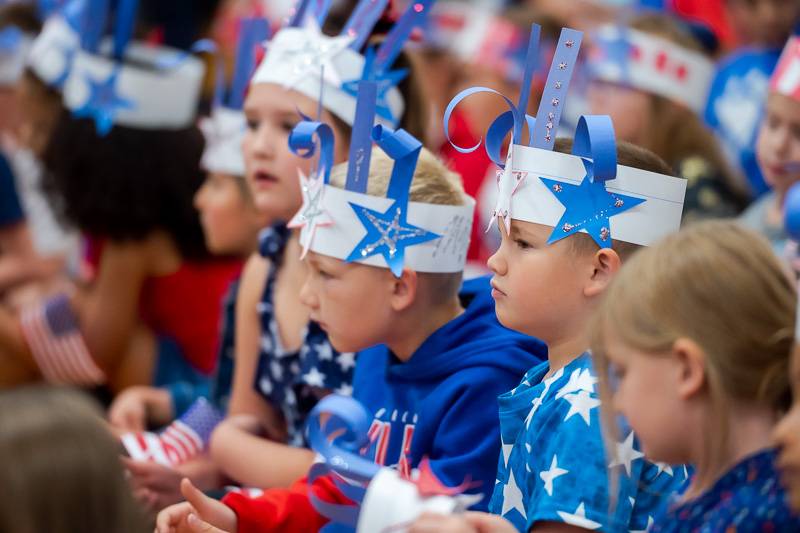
[346,199,440,277]
[71,67,135,136]
[271,19,354,90]
[342,47,408,124]
[487,146,527,235]
[541,159,645,248]
[288,170,333,258]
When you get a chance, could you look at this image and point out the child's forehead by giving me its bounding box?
[508,219,552,240]
[767,92,800,121]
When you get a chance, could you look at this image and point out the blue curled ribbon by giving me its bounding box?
[306,395,380,532]
[572,114,617,182]
[288,120,335,185]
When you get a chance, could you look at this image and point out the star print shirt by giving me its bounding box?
[650,448,800,532]
[254,225,355,447]
[489,353,687,532]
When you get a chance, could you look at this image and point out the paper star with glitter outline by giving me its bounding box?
[487,146,528,235]
[269,18,354,90]
[288,170,333,259]
[341,47,408,123]
[71,68,135,136]
[345,199,441,277]
[540,159,645,248]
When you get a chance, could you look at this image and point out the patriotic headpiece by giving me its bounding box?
[61,0,205,135]
[26,0,84,89]
[770,36,800,102]
[200,18,270,177]
[423,1,528,83]
[251,0,433,128]
[288,81,474,277]
[588,24,714,114]
[446,24,686,248]
[306,395,480,533]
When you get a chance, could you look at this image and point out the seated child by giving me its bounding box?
[154,97,546,532]
[596,221,800,530]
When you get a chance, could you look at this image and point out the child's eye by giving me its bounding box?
[281,120,297,133]
[246,119,259,131]
[514,238,532,250]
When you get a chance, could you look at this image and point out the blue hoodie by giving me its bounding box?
[353,276,547,510]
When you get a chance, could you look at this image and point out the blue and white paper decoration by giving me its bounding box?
[26,0,85,88]
[288,81,474,276]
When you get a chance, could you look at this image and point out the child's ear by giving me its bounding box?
[585,247,622,298]
[672,338,706,401]
[390,268,419,312]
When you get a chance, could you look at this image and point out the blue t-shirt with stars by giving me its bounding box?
[489,353,686,532]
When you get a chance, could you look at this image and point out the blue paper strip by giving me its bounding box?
[374,0,434,71]
[230,18,270,109]
[82,0,108,53]
[345,80,377,193]
[288,120,335,184]
[514,24,541,143]
[112,0,138,61]
[785,182,800,240]
[343,0,391,51]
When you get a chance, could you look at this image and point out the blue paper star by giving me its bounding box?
[346,199,440,277]
[72,68,135,136]
[541,159,645,248]
[342,47,407,124]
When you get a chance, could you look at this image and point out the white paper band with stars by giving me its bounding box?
[251,26,404,128]
[509,144,686,246]
[305,184,475,273]
[63,41,205,130]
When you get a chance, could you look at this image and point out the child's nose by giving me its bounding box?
[299,276,319,310]
[487,248,507,275]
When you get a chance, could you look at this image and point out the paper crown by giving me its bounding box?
[445,23,686,248]
[287,81,474,277]
[61,0,205,135]
[0,26,32,86]
[305,394,479,533]
[588,24,714,113]
[200,18,270,177]
[250,0,434,128]
[770,36,800,101]
[26,0,84,89]
[423,1,528,83]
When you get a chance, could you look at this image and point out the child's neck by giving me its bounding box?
[683,403,778,501]
[387,295,464,362]
[543,330,590,377]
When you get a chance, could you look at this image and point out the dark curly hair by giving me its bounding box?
[41,112,209,259]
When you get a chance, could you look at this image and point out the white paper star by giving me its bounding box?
[336,352,356,372]
[562,390,600,426]
[271,19,354,89]
[539,455,568,497]
[555,368,598,399]
[501,468,527,520]
[288,171,333,258]
[487,147,527,235]
[556,503,601,530]
[303,367,326,388]
[608,431,645,476]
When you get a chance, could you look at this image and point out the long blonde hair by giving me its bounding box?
[591,221,796,475]
[0,386,148,533]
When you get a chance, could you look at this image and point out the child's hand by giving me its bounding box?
[155,479,237,533]
[109,386,172,431]
[407,512,518,533]
[123,457,184,513]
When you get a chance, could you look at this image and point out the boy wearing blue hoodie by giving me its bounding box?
[155,142,546,533]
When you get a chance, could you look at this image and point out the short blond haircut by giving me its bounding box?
[329,147,467,297]
[591,221,795,475]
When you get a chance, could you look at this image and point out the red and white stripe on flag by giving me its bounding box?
[20,296,105,386]
[159,420,203,465]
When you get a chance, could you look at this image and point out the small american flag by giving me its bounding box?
[122,397,224,466]
[20,294,105,386]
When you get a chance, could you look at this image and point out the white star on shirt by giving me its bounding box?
[655,462,674,477]
[502,441,514,468]
[631,516,654,533]
[562,390,600,426]
[555,368,598,399]
[539,455,568,497]
[556,503,601,530]
[335,383,353,396]
[314,342,334,361]
[608,431,645,477]
[303,367,326,388]
[501,468,527,520]
[336,352,356,372]
[524,367,565,429]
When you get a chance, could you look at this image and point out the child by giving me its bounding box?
[587,13,748,222]
[154,101,546,532]
[594,221,799,530]
[741,35,800,254]
[0,386,148,533]
[206,0,432,491]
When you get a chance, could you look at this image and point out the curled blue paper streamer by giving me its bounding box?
[288,120,335,185]
[785,182,800,241]
[306,395,380,531]
[572,115,617,182]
